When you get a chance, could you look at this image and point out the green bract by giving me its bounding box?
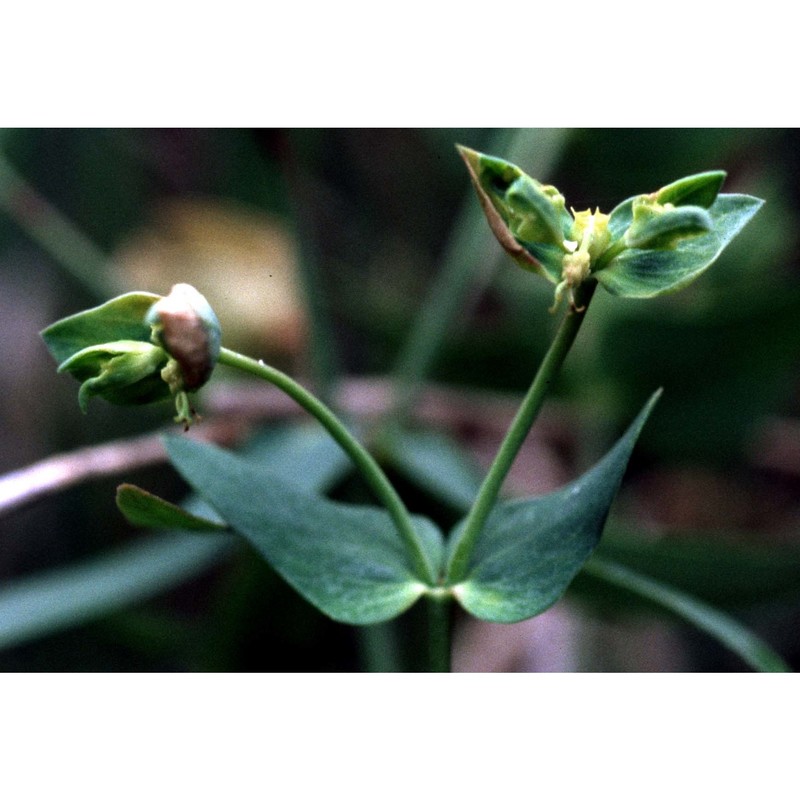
[600,193,763,298]
[162,435,445,625]
[41,284,221,427]
[459,146,764,304]
[654,170,726,208]
[60,340,169,411]
[624,197,713,250]
[123,391,659,627]
[41,291,161,364]
[457,144,571,282]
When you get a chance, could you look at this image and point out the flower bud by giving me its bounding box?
[569,209,611,261]
[57,340,170,412]
[550,208,610,313]
[42,285,222,428]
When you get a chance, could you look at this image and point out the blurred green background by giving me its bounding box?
[1,128,799,671]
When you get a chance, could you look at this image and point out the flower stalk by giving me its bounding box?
[446,281,597,584]
[216,347,438,585]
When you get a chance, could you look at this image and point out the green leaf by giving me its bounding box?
[40,291,161,366]
[582,556,790,672]
[598,194,763,298]
[0,423,351,652]
[116,483,229,532]
[163,435,445,625]
[448,390,660,623]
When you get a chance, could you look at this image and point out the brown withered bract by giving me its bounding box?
[457,145,541,271]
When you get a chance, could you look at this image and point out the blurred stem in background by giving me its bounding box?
[280,132,342,406]
[388,128,570,423]
[0,144,118,300]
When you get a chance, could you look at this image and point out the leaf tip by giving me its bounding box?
[650,386,664,405]
[634,388,663,433]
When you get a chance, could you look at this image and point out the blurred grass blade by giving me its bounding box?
[0,532,233,650]
[0,148,118,299]
[242,422,353,492]
[594,530,800,607]
[384,428,482,511]
[583,556,791,673]
[282,133,342,405]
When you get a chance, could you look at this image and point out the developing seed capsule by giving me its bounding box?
[146,284,221,392]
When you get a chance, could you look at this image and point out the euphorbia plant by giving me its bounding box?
[41,146,784,671]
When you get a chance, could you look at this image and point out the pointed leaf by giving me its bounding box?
[449,391,660,623]
[457,145,570,282]
[457,145,545,275]
[41,291,161,366]
[116,483,229,532]
[163,436,444,625]
[598,194,763,298]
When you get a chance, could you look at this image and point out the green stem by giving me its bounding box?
[426,595,452,672]
[216,347,436,585]
[447,281,597,584]
[358,622,403,672]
